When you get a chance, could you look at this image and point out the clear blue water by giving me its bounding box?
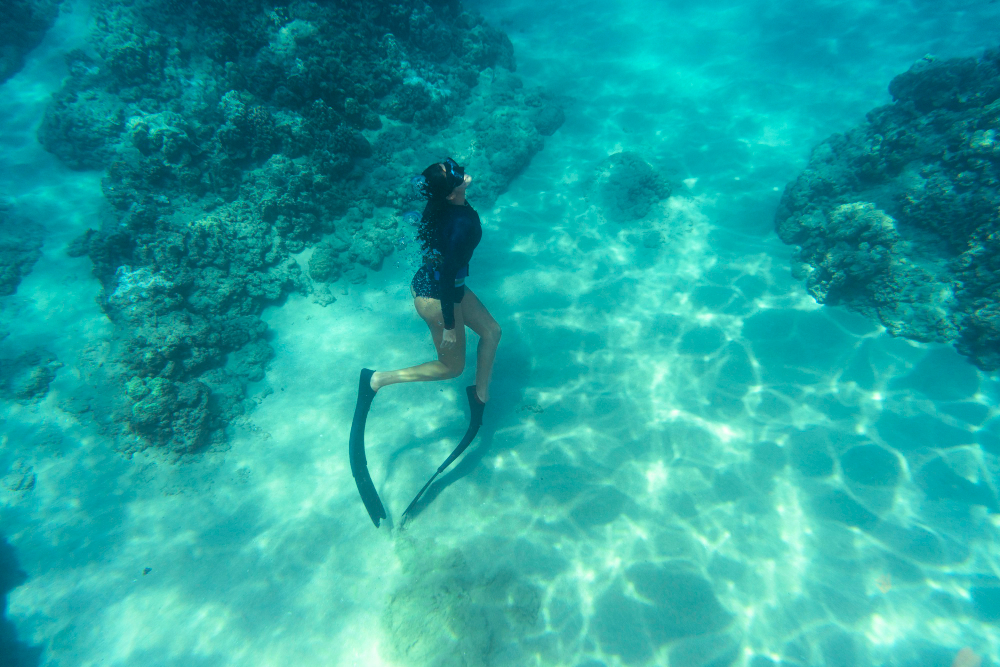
[2,0,1000,665]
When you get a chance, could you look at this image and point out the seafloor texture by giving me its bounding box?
[776,49,1000,372]
[2,0,1000,666]
[37,0,563,455]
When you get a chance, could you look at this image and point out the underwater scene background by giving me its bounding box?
[2,0,1000,665]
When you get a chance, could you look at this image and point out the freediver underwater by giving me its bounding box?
[349,158,501,527]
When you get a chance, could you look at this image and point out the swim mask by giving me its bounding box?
[443,157,465,190]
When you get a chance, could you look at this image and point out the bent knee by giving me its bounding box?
[443,362,465,379]
[436,354,465,378]
[486,322,502,343]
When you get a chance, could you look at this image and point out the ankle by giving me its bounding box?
[370,371,381,392]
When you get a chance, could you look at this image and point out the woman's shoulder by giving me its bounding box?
[451,202,481,224]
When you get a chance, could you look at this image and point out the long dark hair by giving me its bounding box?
[415,162,454,259]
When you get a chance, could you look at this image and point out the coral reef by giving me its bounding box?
[592,151,671,223]
[0,202,44,297]
[0,0,62,84]
[40,0,561,454]
[776,49,1000,369]
[0,349,62,401]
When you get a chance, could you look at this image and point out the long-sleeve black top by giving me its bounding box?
[430,202,482,329]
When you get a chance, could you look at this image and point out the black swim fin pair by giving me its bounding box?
[348,369,486,527]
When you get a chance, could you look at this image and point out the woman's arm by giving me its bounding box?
[437,219,475,330]
[438,256,462,330]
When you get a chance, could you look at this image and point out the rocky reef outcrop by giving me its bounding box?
[776,48,1000,370]
[0,201,44,297]
[0,0,62,83]
[42,0,563,455]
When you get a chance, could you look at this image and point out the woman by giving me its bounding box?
[349,157,502,527]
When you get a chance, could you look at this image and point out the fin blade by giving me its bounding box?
[353,466,387,527]
[349,368,385,527]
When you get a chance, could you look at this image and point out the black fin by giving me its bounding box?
[349,368,386,527]
[464,385,485,432]
[401,386,486,524]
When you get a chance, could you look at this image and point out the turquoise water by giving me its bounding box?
[2,0,1000,665]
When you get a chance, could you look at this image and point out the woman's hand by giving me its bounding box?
[441,327,458,348]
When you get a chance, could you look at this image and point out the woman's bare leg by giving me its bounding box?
[370,296,466,391]
[456,287,501,403]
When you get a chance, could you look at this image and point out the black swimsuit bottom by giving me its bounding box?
[411,265,466,302]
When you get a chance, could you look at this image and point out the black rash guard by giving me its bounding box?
[430,202,482,330]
